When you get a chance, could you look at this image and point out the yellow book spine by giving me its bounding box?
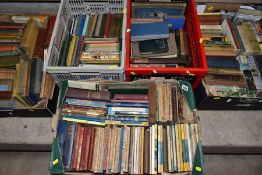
[175,124,181,172]
[66,36,77,66]
[179,124,183,172]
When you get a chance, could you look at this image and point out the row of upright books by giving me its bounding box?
[197,7,262,100]
[56,122,200,174]
[58,13,123,67]
[0,14,56,112]
[49,79,203,174]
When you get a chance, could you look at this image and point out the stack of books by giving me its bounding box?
[53,79,201,174]
[0,20,24,68]
[130,2,190,68]
[58,13,123,67]
[199,12,262,98]
[62,81,150,126]
[0,15,56,110]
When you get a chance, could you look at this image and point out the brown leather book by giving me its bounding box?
[88,127,96,171]
[76,126,85,171]
[144,127,150,174]
[148,82,157,124]
[113,94,148,100]
[198,15,222,25]
[32,28,47,59]
[71,124,81,171]
[66,88,111,101]
[44,16,56,47]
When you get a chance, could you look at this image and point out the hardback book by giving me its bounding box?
[132,2,186,18]
[65,87,111,101]
[131,22,169,42]
[237,23,261,55]
[62,122,76,171]
[207,56,240,68]
[132,32,178,58]
[29,58,43,104]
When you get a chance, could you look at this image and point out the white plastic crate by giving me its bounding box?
[46,0,126,82]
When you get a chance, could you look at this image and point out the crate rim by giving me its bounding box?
[125,0,208,76]
[45,0,127,75]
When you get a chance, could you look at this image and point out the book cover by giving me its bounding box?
[62,122,76,171]
[71,124,81,170]
[56,120,67,158]
[131,22,169,42]
[104,13,112,38]
[65,87,111,101]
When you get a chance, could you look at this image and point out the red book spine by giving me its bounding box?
[104,13,112,38]
[84,127,91,171]
[80,127,88,171]
[0,46,17,51]
[0,91,12,100]
[76,126,84,171]
[88,127,96,171]
[85,127,92,171]
[113,94,148,100]
[45,16,56,47]
[71,124,81,171]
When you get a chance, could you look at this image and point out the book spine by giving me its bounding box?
[76,126,84,171]
[71,124,81,171]
[104,13,112,38]
[65,98,106,107]
[107,102,149,108]
[81,127,89,171]
[108,107,149,113]
[113,94,148,100]
[62,122,76,171]
[56,120,67,156]
[88,127,96,171]
[172,125,177,172]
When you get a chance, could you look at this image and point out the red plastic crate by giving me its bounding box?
[125,0,207,89]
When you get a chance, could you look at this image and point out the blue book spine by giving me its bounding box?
[106,116,148,122]
[56,120,68,156]
[65,98,106,108]
[62,122,76,170]
[73,36,82,66]
[118,127,124,172]
[78,15,86,36]
[131,23,169,41]
[207,58,240,68]
[165,18,185,29]
[106,102,149,108]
